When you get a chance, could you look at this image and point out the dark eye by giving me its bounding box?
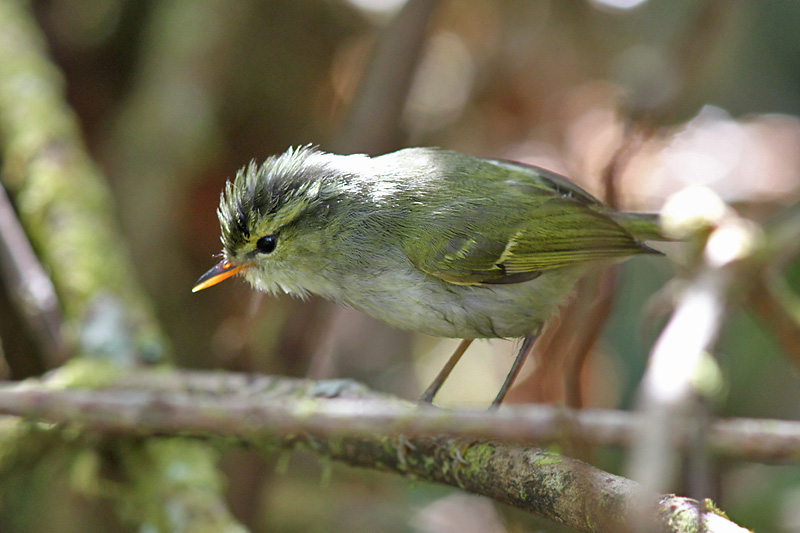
[256,234,277,254]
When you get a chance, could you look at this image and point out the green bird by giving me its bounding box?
[194,146,666,406]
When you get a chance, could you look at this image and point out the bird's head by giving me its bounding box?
[192,146,361,296]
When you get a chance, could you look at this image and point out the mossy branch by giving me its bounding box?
[0,0,165,364]
[0,2,242,530]
[0,368,762,532]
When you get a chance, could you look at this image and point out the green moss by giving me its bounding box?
[291,396,322,418]
[0,1,167,365]
[117,438,246,532]
[45,359,129,389]
[701,498,729,519]
[529,450,563,466]
[459,441,494,479]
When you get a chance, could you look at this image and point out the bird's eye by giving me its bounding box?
[256,234,278,254]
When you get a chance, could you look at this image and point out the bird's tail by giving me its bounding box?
[611,212,672,242]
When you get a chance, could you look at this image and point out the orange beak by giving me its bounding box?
[192,260,245,292]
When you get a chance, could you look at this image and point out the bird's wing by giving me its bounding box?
[405,196,650,286]
[485,158,604,206]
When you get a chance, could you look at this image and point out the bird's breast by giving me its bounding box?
[338,264,588,339]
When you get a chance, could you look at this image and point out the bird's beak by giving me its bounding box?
[192,260,245,292]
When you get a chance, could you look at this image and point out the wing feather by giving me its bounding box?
[389,148,654,286]
[405,194,650,285]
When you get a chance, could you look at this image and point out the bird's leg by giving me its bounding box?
[490,334,537,408]
[419,338,474,404]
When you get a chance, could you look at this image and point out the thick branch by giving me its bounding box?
[1,371,798,461]
[0,369,773,531]
[0,3,241,530]
[0,0,166,364]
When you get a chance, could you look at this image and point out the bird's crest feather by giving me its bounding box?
[217,146,334,254]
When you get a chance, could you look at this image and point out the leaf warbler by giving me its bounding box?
[194,146,666,406]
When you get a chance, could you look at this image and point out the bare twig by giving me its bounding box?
[627,266,729,490]
[627,193,800,501]
[563,266,619,410]
[302,0,442,395]
[0,184,66,367]
[625,192,800,529]
[748,276,800,369]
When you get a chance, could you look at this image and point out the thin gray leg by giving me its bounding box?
[490,334,537,408]
[419,338,474,404]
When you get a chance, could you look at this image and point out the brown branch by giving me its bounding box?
[749,200,800,370]
[333,0,442,154]
[748,275,800,370]
[115,370,800,462]
[0,184,66,367]
[563,267,619,409]
[0,369,755,532]
[3,370,800,461]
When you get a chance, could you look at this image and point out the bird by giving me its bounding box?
[193,146,666,407]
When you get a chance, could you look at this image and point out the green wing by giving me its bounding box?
[402,161,651,285]
[492,199,650,273]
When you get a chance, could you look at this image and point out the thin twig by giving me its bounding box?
[748,275,800,370]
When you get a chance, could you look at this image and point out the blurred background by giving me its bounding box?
[2,0,800,531]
